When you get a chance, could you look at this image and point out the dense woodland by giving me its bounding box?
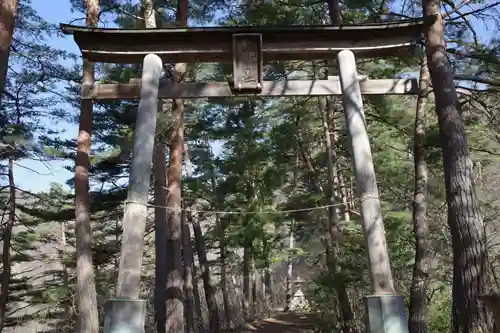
[1,0,500,332]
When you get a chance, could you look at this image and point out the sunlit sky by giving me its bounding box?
[6,0,497,193]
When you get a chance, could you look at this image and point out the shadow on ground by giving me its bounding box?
[232,313,315,333]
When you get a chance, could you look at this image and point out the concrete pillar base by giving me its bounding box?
[364,295,408,333]
[103,298,147,333]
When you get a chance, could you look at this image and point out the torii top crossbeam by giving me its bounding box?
[60,20,424,64]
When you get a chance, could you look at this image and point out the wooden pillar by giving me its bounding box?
[74,57,100,333]
[337,49,408,333]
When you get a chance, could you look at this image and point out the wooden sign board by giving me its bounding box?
[232,33,263,92]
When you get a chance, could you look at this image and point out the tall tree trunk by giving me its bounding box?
[182,144,204,333]
[423,2,492,332]
[218,215,231,327]
[251,260,257,317]
[192,258,204,333]
[0,157,15,331]
[166,92,185,333]
[154,142,168,333]
[74,1,99,332]
[408,55,431,333]
[319,95,355,333]
[338,170,350,222]
[207,140,232,328]
[182,211,195,333]
[189,212,220,333]
[0,0,18,105]
[165,0,188,332]
[262,238,272,307]
[243,234,251,318]
[284,228,294,312]
[325,0,342,24]
[61,222,71,320]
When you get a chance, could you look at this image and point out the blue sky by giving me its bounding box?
[12,0,81,193]
[6,0,497,193]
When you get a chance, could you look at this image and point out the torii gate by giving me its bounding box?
[62,20,424,333]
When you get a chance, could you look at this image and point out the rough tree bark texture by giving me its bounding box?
[165,0,188,331]
[153,141,168,333]
[60,222,71,320]
[0,158,16,331]
[207,142,232,327]
[189,212,220,333]
[243,225,252,318]
[284,229,294,312]
[181,212,195,333]
[423,1,492,332]
[0,0,18,105]
[74,1,100,332]
[319,96,355,333]
[165,75,185,333]
[408,55,431,333]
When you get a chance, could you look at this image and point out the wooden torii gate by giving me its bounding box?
[62,20,424,333]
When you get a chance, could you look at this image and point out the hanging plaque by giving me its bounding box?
[232,33,263,92]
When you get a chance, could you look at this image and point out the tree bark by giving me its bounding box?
[423,2,492,332]
[74,1,100,332]
[284,228,294,312]
[165,1,188,332]
[61,222,71,320]
[408,55,431,333]
[0,0,18,106]
[319,93,355,333]
[207,140,232,328]
[243,233,251,318]
[325,0,342,24]
[189,212,220,333]
[0,157,15,331]
[154,141,168,333]
[165,98,185,333]
[182,212,195,333]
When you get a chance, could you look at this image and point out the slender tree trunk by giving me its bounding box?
[182,144,204,333]
[319,95,355,333]
[207,141,232,328]
[0,0,18,105]
[251,260,257,317]
[165,0,188,332]
[189,212,220,333]
[423,2,492,332]
[154,142,168,333]
[190,247,204,333]
[243,236,251,318]
[408,55,431,333]
[74,2,100,332]
[182,211,195,333]
[338,171,350,222]
[0,157,15,331]
[325,0,342,24]
[262,238,272,307]
[284,228,294,312]
[219,215,231,328]
[61,222,71,320]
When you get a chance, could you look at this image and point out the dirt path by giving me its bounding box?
[233,313,315,333]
